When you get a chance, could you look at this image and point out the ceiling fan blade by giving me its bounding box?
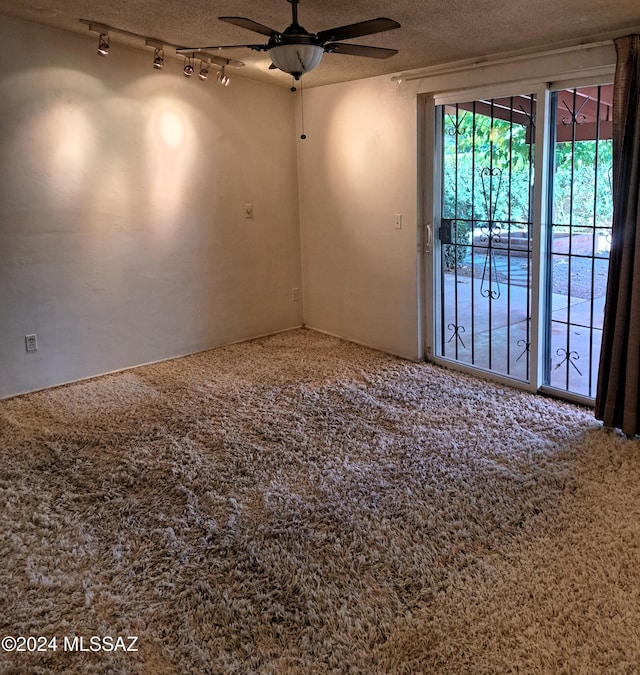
[325,43,398,59]
[316,18,400,43]
[219,16,279,37]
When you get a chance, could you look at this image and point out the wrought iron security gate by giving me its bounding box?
[438,94,536,382]
[434,84,613,401]
[546,84,613,398]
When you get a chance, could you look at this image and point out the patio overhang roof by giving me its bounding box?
[447,84,613,142]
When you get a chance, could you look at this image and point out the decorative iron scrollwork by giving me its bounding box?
[518,104,536,130]
[447,111,468,136]
[561,97,589,127]
[555,348,583,376]
[479,167,503,300]
[447,323,466,349]
[516,339,530,362]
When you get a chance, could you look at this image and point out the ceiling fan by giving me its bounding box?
[177,0,401,80]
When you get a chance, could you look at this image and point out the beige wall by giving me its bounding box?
[0,16,302,398]
[297,77,421,359]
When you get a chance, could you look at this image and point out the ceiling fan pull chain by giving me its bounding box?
[300,77,307,140]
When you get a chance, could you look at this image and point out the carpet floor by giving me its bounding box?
[1,328,639,674]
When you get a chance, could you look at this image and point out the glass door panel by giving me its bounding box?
[547,84,613,398]
[439,94,536,382]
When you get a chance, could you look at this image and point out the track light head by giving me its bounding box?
[217,67,230,86]
[199,62,209,81]
[97,33,110,56]
[153,47,164,70]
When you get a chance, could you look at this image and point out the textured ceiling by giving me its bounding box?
[1,0,639,87]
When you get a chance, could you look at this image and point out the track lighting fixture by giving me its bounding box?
[80,19,244,79]
[217,67,230,86]
[97,33,110,56]
[153,47,164,70]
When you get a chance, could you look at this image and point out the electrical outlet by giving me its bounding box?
[292,287,300,302]
[25,334,38,352]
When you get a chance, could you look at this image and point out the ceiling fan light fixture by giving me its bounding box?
[269,43,324,79]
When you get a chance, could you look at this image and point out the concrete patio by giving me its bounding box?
[442,259,605,398]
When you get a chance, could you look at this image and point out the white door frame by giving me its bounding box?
[420,72,614,404]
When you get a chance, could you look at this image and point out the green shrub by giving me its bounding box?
[443,220,471,270]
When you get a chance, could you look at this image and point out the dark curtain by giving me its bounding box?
[595,34,640,436]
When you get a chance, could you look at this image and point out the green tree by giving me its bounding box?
[552,139,613,230]
[442,109,534,267]
[441,106,613,268]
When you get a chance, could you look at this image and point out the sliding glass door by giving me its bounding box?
[432,82,612,403]
[437,93,536,383]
